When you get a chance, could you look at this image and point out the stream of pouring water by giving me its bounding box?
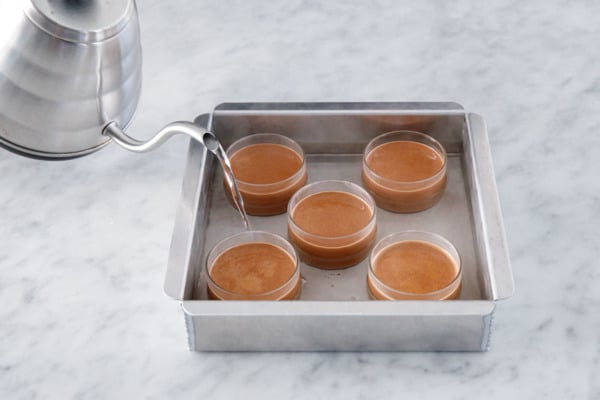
[202,132,252,231]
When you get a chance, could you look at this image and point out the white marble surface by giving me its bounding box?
[1,0,599,398]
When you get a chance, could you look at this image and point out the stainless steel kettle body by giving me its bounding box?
[0,0,142,159]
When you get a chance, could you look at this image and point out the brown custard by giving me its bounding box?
[227,141,307,215]
[368,240,461,300]
[208,242,300,300]
[288,187,376,269]
[367,141,443,182]
[362,134,447,213]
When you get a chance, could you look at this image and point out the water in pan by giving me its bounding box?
[195,153,483,301]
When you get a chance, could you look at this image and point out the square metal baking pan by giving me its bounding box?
[164,102,514,351]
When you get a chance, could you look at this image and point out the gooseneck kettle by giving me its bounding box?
[0,0,214,159]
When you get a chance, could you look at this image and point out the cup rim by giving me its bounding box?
[226,133,307,191]
[205,230,300,300]
[287,180,377,242]
[368,231,462,299]
[362,130,447,188]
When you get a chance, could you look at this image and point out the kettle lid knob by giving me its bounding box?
[26,0,136,43]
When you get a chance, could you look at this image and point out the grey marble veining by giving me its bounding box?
[1,0,599,398]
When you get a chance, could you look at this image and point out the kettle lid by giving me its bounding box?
[25,0,135,43]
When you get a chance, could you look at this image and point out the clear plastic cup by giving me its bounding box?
[225,133,307,215]
[368,231,462,300]
[362,130,447,213]
[206,231,301,300]
[288,180,377,269]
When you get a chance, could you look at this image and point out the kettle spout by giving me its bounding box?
[102,121,213,153]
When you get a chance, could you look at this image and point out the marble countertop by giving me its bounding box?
[2,0,599,398]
